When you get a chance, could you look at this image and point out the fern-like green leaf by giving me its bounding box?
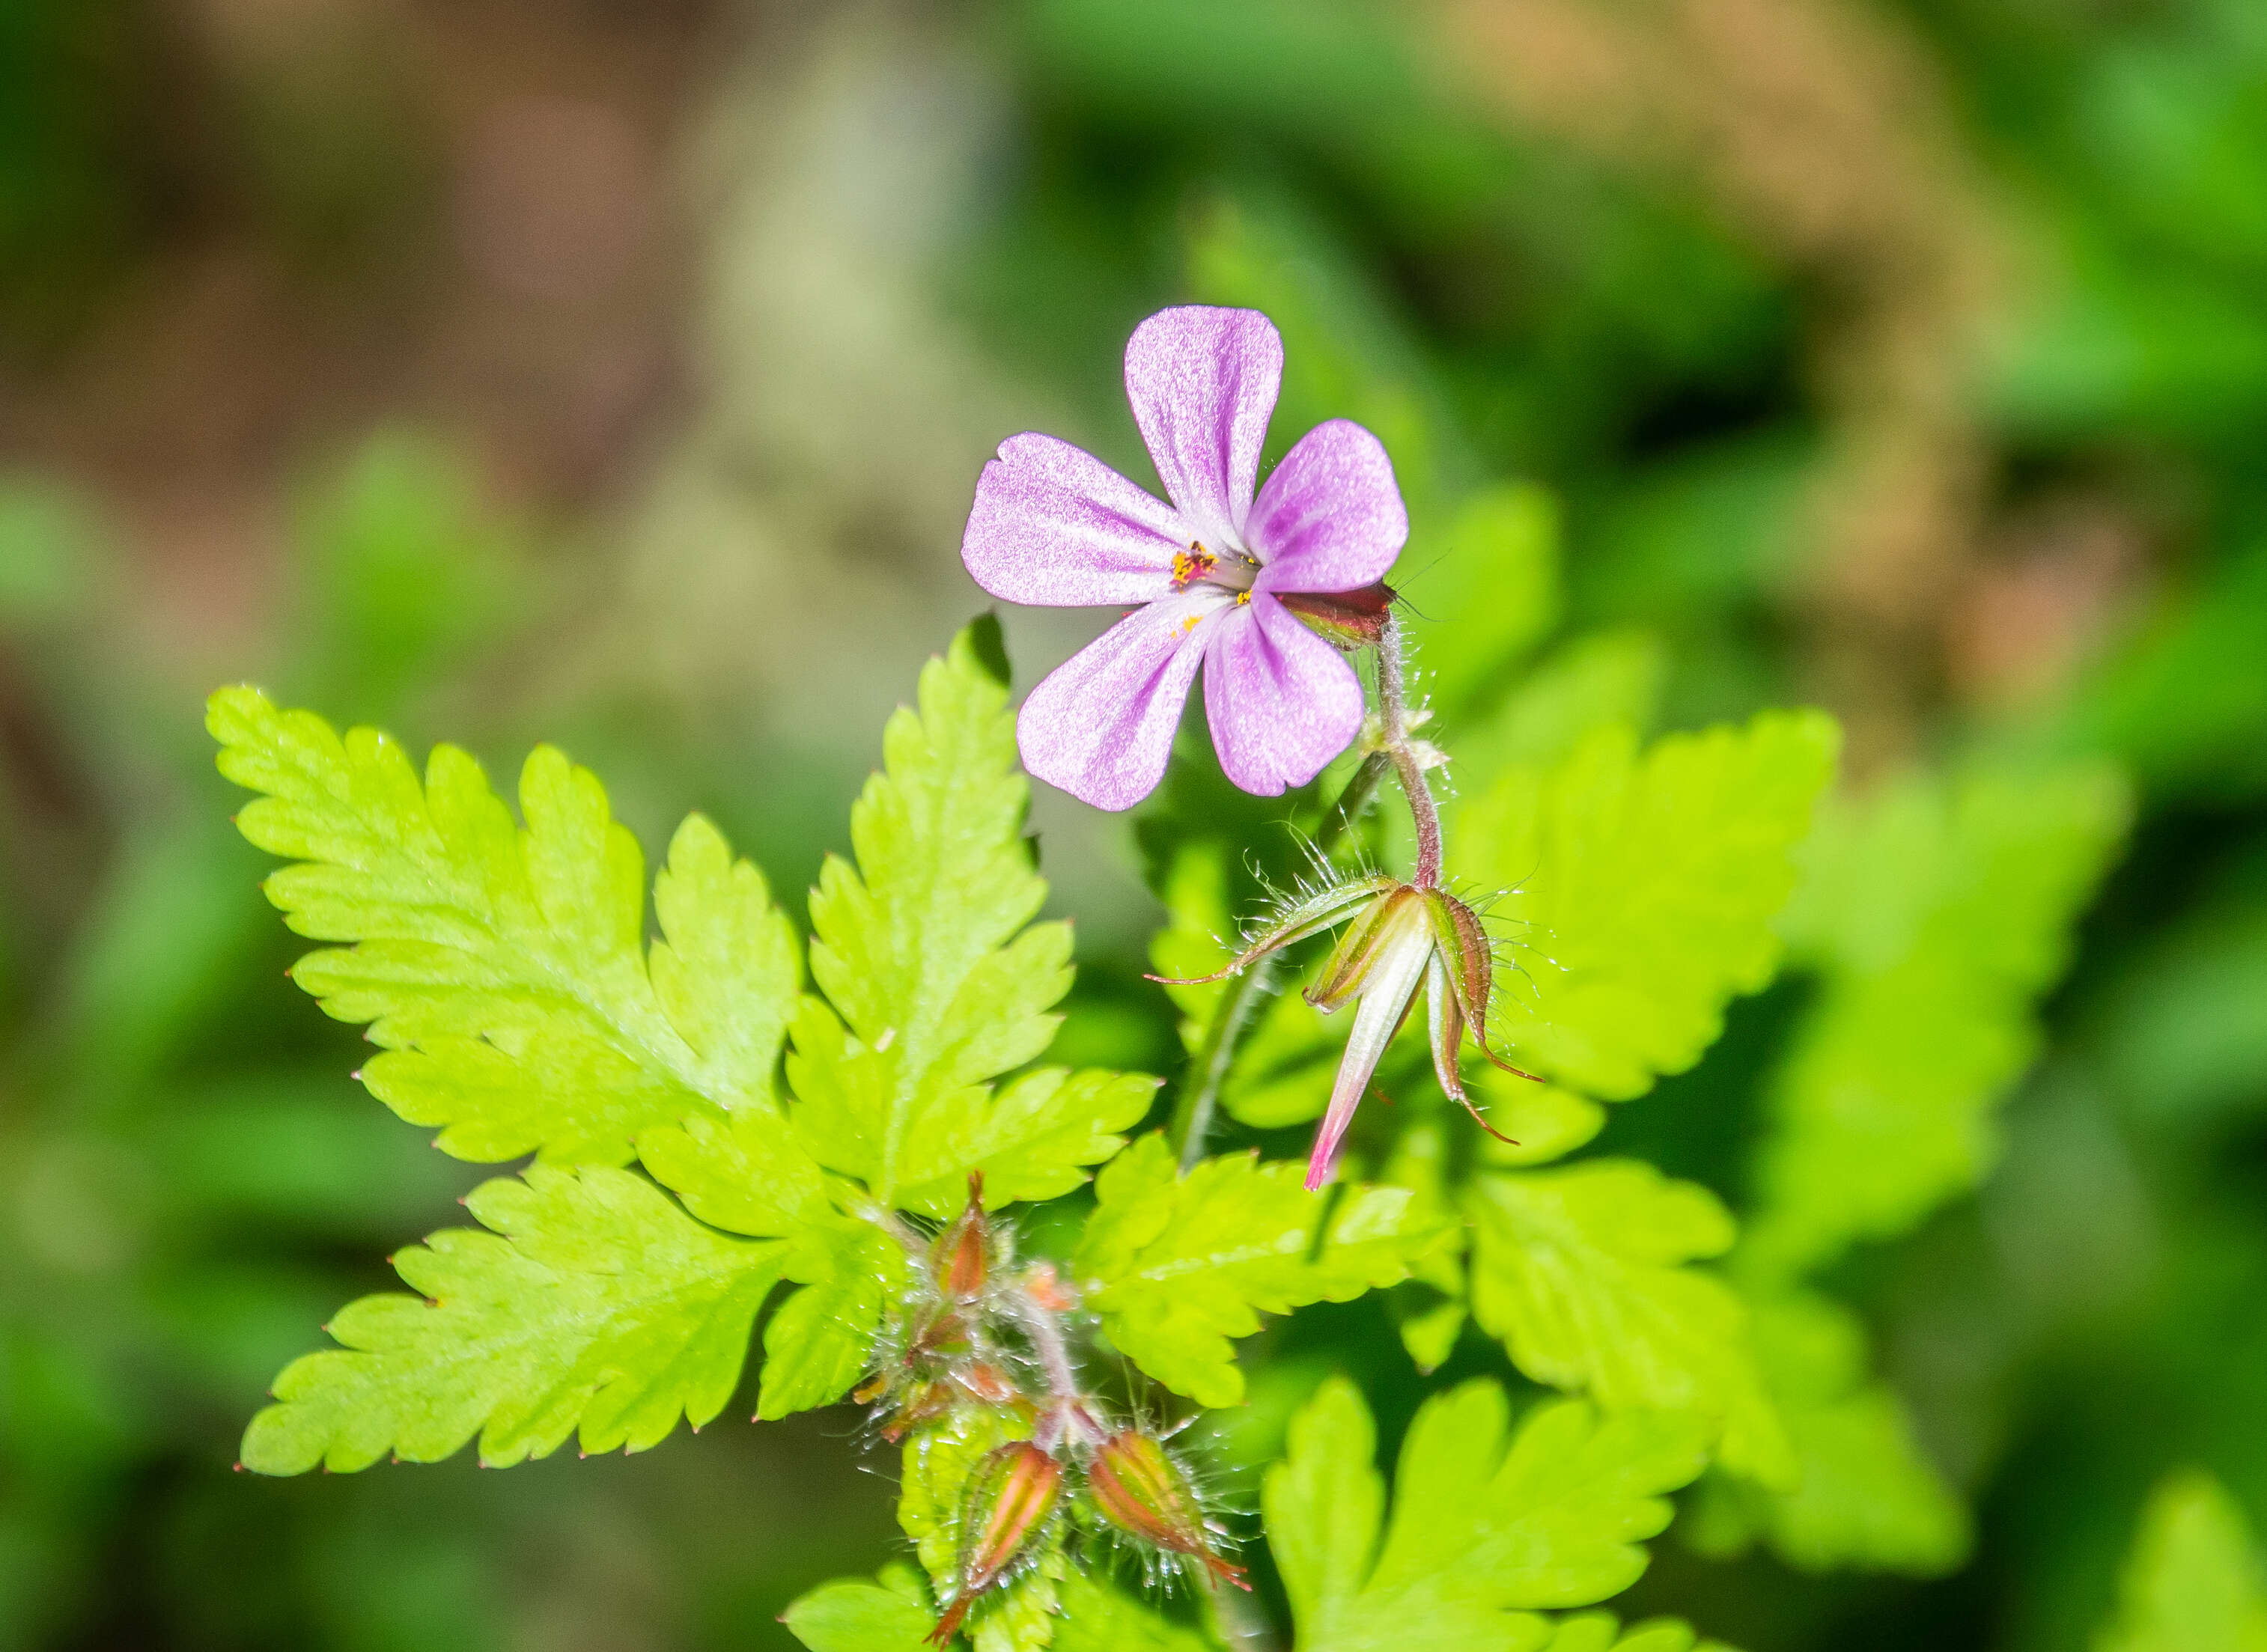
[1743,761,2129,1276]
[224,627,1161,1460]
[210,686,798,1164]
[1466,1162,1794,1487]
[1456,711,1837,1100]
[239,1165,784,1472]
[789,632,1154,1216]
[1264,1375,1713,1652]
[2096,1470,2267,1652]
[1073,1134,1446,1406]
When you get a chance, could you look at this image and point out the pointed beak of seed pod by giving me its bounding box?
[1303,885,1535,1189]
[1303,886,1434,1190]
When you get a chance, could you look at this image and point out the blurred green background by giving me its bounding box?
[5,0,2267,1647]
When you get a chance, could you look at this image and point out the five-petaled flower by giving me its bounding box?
[961,305,1408,810]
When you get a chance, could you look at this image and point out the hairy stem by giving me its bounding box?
[1166,751,1392,1172]
[1375,612,1443,888]
[1012,1284,1083,1400]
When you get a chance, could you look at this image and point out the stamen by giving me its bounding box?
[1170,542,1217,589]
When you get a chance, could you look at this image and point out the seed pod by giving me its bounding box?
[1087,1431,1250,1591]
[928,1442,1063,1645]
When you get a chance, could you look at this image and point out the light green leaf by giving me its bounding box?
[636,1109,829,1240]
[1050,1573,1222,1652]
[1149,841,1342,1130]
[758,1223,904,1421]
[1456,711,1838,1100]
[1542,1614,1742,1652]
[791,630,1138,1216]
[1267,1377,1386,1636]
[1744,761,2129,1276]
[1381,1120,1470,1372]
[239,1165,782,1473]
[1074,1134,1446,1406]
[1686,1290,1967,1574]
[2096,1470,2267,1652]
[1262,1375,1711,1652]
[1467,1162,1793,1487]
[210,687,797,1164]
[782,1570,937,1652]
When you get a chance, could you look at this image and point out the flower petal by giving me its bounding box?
[963,433,1189,607]
[1017,588,1229,811]
[1247,418,1407,594]
[1124,307,1282,555]
[1201,594,1363,797]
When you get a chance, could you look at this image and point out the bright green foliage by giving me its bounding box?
[1047,1573,1220,1652]
[239,1166,785,1472]
[1074,1134,1446,1406]
[1467,1162,1794,1487]
[210,685,799,1164]
[1744,761,2130,1277]
[1539,1615,1740,1652]
[1456,711,1839,1100]
[789,635,1154,1217]
[782,1566,938,1652]
[781,1567,1214,1652]
[1687,1291,1967,1574]
[2096,1470,2267,1652]
[220,627,1158,1472]
[1151,842,1342,1130]
[1262,1375,1712,1652]
[901,1407,1067,1652]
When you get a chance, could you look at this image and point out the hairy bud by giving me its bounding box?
[931,1171,991,1301]
[1087,1431,1250,1591]
[929,1442,1063,1644]
[1277,582,1395,650]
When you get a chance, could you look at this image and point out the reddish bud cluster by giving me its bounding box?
[856,1174,1247,1644]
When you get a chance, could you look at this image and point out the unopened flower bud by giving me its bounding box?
[931,1171,990,1301]
[929,1442,1063,1645]
[877,1380,955,1443]
[1087,1431,1250,1591]
[1277,582,1395,650]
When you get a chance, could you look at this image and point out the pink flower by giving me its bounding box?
[962,306,1408,810]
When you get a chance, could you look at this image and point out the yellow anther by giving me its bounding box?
[1235,590,1252,605]
[1170,543,1217,589]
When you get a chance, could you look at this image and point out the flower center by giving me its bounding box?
[1172,540,1259,594]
